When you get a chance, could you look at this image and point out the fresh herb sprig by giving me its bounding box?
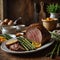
[47,3,60,13]
[46,32,60,58]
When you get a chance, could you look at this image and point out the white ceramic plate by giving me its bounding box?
[0,34,16,38]
[9,34,16,38]
[1,39,54,54]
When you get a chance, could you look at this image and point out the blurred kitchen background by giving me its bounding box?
[0,0,60,26]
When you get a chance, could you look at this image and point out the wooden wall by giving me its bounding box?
[0,0,1,19]
[6,0,34,25]
[0,0,60,25]
[0,1,1,19]
[0,0,7,20]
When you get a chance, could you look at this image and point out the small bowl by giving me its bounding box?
[42,18,58,31]
[1,26,17,34]
[1,25,25,34]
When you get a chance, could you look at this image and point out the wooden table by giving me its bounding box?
[0,42,60,60]
[0,24,60,60]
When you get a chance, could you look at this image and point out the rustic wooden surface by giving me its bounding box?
[0,42,60,60]
[6,0,34,25]
[0,0,60,25]
[0,0,3,20]
[0,1,1,19]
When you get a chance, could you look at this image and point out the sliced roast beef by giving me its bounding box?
[9,43,20,51]
[9,42,25,51]
[25,23,51,44]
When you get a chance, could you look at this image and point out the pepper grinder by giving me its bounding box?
[39,1,46,23]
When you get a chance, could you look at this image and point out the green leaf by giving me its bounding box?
[47,3,60,13]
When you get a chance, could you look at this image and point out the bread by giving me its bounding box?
[6,39,18,46]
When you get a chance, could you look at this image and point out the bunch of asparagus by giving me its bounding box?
[47,32,60,58]
[17,37,35,51]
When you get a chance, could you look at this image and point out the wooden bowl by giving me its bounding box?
[42,18,58,31]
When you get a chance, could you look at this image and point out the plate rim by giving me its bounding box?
[1,38,55,54]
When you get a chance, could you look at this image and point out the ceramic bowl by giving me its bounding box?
[42,18,58,31]
[1,25,25,34]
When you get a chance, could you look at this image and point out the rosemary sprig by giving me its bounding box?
[56,43,60,56]
[46,32,60,58]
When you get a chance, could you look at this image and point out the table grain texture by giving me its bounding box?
[0,42,60,60]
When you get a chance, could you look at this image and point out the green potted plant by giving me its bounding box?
[47,3,60,18]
